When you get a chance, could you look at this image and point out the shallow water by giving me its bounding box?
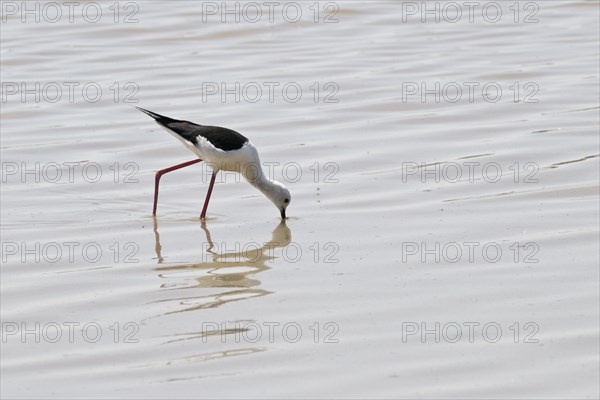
[1,1,599,398]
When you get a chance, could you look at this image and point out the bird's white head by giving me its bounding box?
[264,180,291,219]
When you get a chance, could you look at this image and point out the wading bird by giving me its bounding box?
[136,107,291,219]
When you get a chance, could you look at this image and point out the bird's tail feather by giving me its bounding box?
[135,107,176,125]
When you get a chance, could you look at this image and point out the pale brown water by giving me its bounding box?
[1,1,599,398]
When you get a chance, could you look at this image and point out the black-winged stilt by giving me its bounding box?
[136,107,291,219]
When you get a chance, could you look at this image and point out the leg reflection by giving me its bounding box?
[152,219,292,314]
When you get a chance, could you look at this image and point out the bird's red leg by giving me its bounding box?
[200,171,217,220]
[153,159,202,215]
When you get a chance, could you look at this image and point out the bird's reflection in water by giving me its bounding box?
[152,218,292,314]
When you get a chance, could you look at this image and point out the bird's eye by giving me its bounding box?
[284,198,289,203]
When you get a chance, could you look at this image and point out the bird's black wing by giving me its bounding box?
[136,107,249,151]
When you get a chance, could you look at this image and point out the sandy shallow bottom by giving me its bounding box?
[1,1,599,398]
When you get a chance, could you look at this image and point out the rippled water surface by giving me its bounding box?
[1,1,599,398]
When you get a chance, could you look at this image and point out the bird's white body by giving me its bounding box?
[161,125,260,177]
[196,137,260,175]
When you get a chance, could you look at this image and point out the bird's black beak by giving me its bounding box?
[281,209,286,219]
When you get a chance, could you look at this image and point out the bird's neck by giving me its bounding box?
[242,164,279,196]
